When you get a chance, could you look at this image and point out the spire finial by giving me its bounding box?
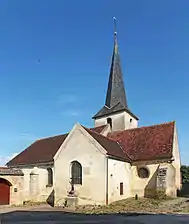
[113,17,118,52]
[113,17,117,36]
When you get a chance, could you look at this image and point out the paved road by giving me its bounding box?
[0,210,189,224]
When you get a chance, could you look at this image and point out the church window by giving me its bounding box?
[71,161,82,185]
[107,117,112,128]
[47,168,53,186]
[120,182,123,195]
[137,167,150,179]
[130,118,132,123]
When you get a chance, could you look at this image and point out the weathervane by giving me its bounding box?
[113,17,117,35]
[113,17,118,48]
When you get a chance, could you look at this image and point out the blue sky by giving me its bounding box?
[0,0,189,165]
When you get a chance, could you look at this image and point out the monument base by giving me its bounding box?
[65,196,78,208]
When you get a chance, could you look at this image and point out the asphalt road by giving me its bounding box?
[0,211,189,224]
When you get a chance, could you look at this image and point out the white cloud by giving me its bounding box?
[0,152,19,166]
[17,133,38,141]
[56,93,85,117]
[62,110,80,117]
[69,111,80,116]
[0,156,6,166]
[58,94,78,104]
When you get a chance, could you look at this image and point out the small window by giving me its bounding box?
[47,168,53,186]
[137,167,150,179]
[120,182,123,195]
[71,161,82,185]
[107,117,112,128]
[130,118,132,123]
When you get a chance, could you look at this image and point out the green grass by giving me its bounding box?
[76,197,188,214]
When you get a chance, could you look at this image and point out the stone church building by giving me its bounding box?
[0,25,181,206]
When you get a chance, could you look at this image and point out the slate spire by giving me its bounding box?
[93,18,138,120]
[105,17,128,108]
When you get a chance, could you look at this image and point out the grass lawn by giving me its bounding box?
[76,197,189,214]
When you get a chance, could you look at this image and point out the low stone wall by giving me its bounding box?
[0,167,24,205]
[0,175,24,205]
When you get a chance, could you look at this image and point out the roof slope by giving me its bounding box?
[90,125,107,133]
[84,127,131,162]
[93,102,138,120]
[6,122,175,166]
[105,34,128,109]
[7,134,68,166]
[108,122,175,162]
[6,125,108,167]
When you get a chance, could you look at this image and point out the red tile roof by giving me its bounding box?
[7,122,175,166]
[6,126,107,167]
[90,125,107,133]
[108,121,175,162]
[84,127,131,162]
[7,133,68,166]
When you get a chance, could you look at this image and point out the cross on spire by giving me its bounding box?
[113,17,117,35]
[113,17,118,53]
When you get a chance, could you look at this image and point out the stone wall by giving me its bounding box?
[21,165,54,203]
[131,164,159,197]
[108,158,131,203]
[94,111,138,132]
[0,175,24,205]
[54,124,106,206]
[131,162,177,198]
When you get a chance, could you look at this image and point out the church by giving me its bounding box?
[0,22,181,206]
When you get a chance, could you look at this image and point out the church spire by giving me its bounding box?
[105,17,128,109]
[92,18,138,121]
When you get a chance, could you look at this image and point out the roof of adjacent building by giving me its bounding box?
[6,133,68,166]
[6,126,105,167]
[7,122,175,167]
[0,167,23,176]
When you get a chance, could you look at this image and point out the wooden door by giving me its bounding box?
[0,179,10,205]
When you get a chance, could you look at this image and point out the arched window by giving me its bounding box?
[71,161,82,185]
[47,168,53,186]
[107,117,112,128]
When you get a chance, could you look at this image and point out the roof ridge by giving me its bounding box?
[89,125,107,132]
[83,126,119,143]
[136,121,175,130]
[35,133,68,142]
[90,124,107,128]
[83,126,131,162]
[116,141,132,161]
[107,101,121,110]
[110,121,175,135]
